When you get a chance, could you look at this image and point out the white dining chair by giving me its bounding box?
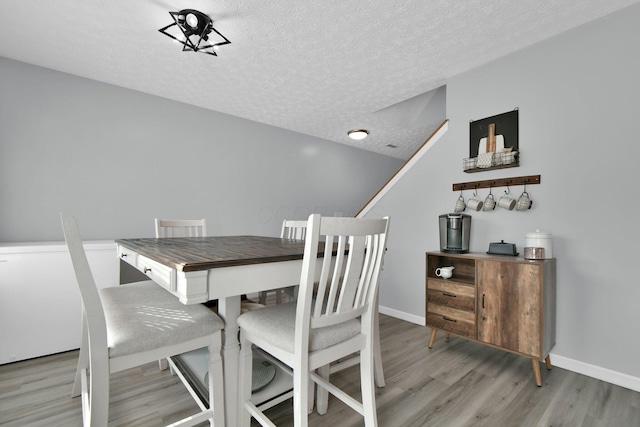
[154,217,208,370]
[280,219,308,240]
[261,218,386,400]
[238,214,390,426]
[155,218,207,237]
[62,213,225,427]
[258,219,308,305]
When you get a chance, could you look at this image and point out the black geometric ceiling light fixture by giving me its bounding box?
[159,9,230,56]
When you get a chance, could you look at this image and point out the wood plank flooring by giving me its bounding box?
[1,314,639,426]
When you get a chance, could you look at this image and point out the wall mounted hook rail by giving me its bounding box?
[452,175,540,192]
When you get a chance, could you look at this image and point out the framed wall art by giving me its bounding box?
[464,109,519,173]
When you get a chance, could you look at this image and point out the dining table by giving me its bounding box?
[115,235,314,427]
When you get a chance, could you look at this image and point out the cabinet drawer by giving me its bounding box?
[427,309,475,338]
[427,279,475,312]
[137,255,176,292]
[117,245,138,267]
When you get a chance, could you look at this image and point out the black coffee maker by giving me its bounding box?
[439,213,471,253]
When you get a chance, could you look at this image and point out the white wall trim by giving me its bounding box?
[357,120,448,219]
[549,353,640,393]
[379,305,425,326]
[379,306,640,393]
[0,240,115,254]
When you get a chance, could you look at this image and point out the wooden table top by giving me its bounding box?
[116,235,308,272]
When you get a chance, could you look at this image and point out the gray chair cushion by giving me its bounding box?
[237,301,360,354]
[100,281,224,358]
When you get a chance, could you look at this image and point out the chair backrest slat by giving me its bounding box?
[281,219,308,240]
[337,234,367,313]
[355,234,379,308]
[155,218,207,238]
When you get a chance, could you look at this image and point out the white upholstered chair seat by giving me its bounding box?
[237,301,360,354]
[101,281,225,358]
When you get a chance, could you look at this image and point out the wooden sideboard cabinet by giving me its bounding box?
[426,251,556,386]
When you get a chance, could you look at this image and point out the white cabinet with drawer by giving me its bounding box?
[0,241,119,364]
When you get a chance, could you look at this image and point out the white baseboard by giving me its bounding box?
[378,305,640,393]
[549,353,640,392]
[378,305,425,326]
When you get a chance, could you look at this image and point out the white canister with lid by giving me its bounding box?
[525,230,553,258]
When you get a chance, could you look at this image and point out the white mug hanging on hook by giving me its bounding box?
[466,189,483,211]
[454,191,466,212]
[483,187,496,211]
[498,186,516,210]
[516,184,533,211]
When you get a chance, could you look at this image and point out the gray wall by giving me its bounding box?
[0,57,402,242]
[371,4,640,381]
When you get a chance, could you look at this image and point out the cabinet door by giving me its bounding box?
[476,260,542,358]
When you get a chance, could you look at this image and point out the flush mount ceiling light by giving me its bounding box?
[348,129,369,140]
[159,9,230,56]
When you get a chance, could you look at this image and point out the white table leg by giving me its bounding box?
[218,295,241,427]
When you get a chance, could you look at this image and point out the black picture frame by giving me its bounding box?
[469,109,519,158]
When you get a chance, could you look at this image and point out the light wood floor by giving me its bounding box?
[1,314,639,426]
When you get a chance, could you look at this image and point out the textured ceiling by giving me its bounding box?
[1,0,638,160]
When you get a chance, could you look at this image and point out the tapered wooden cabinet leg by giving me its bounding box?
[428,328,438,348]
[545,355,552,370]
[531,358,542,387]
